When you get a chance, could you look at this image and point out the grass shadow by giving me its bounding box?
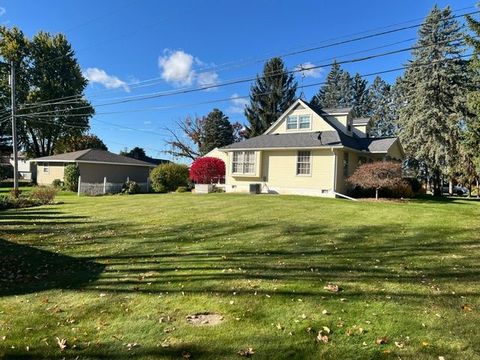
[0,238,105,296]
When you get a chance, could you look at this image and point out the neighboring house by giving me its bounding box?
[10,153,36,181]
[128,155,170,166]
[33,149,155,186]
[213,99,404,197]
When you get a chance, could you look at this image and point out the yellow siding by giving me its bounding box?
[224,149,336,196]
[386,140,403,160]
[203,148,228,164]
[36,163,66,185]
[267,106,335,134]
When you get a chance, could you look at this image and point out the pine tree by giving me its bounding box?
[201,109,234,154]
[397,6,468,195]
[464,12,480,188]
[311,61,354,109]
[368,76,397,137]
[244,58,297,138]
[352,73,371,117]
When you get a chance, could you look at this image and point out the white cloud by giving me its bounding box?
[158,49,219,88]
[295,62,323,79]
[228,93,249,114]
[0,7,5,17]
[197,71,219,89]
[83,67,130,92]
[158,50,195,86]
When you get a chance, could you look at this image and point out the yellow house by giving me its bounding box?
[215,99,404,197]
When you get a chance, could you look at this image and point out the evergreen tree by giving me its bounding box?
[311,61,354,109]
[244,57,297,138]
[201,108,234,154]
[368,76,397,137]
[464,13,480,184]
[352,73,371,117]
[397,6,467,195]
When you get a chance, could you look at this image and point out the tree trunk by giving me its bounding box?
[477,179,479,199]
[448,180,453,196]
[375,188,379,200]
[432,170,442,196]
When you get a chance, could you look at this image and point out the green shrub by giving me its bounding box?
[150,163,189,193]
[122,180,140,195]
[30,186,58,204]
[176,186,188,193]
[52,179,63,188]
[0,194,38,210]
[64,164,80,191]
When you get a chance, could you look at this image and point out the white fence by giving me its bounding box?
[77,176,149,196]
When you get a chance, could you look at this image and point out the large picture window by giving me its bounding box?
[286,115,311,130]
[232,151,256,174]
[296,151,311,175]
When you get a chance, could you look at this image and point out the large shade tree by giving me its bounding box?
[0,27,94,157]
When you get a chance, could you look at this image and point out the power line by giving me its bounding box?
[15,6,480,112]
[17,40,470,117]
[15,54,472,124]
[18,36,419,111]
[21,7,478,103]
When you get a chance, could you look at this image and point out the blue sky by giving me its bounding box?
[1,0,476,159]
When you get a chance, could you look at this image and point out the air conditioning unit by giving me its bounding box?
[249,183,261,194]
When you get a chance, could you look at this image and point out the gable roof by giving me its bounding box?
[221,131,398,153]
[33,149,154,167]
[222,99,401,155]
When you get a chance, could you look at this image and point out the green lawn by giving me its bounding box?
[1,193,479,359]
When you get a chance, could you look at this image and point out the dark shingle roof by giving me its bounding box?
[221,132,397,153]
[33,149,154,167]
[223,100,398,153]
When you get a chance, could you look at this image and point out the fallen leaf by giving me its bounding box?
[324,284,340,293]
[182,351,192,359]
[126,343,139,351]
[322,309,329,315]
[238,347,255,357]
[461,304,473,312]
[375,337,388,345]
[316,327,331,343]
[56,337,67,351]
[395,341,405,349]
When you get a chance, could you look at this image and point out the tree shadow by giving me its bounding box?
[0,238,105,296]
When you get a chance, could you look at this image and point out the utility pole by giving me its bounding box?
[10,60,19,196]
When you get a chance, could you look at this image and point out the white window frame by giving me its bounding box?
[286,114,311,131]
[296,151,311,176]
[43,162,49,173]
[232,151,256,175]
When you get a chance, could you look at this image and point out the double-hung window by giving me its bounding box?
[296,151,311,176]
[232,151,255,175]
[286,116,297,130]
[286,115,311,130]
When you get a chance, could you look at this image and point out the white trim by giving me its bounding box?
[221,145,344,152]
[295,150,312,177]
[264,99,310,134]
[286,114,312,132]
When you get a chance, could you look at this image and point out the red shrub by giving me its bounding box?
[189,157,225,184]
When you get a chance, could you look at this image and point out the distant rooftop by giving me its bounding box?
[33,149,155,167]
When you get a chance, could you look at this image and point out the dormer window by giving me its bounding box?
[286,115,311,131]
